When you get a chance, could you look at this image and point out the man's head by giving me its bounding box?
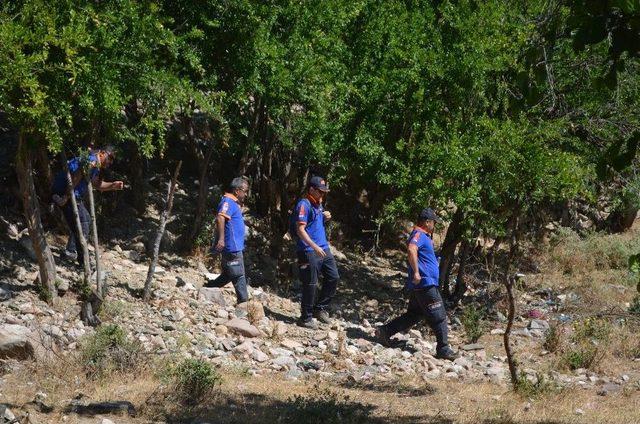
[230,177,250,203]
[417,208,442,233]
[96,145,116,169]
[307,175,329,202]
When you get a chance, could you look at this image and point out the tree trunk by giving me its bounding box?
[187,140,216,249]
[143,161,182,301]
[15,132,57,303]
[61,151,101,326]
[502,216,520,389]
[438,208,464,298]
[452,239,471,302]
[85,175,103,297]
[34,142,52,203]
[131,148,147,215]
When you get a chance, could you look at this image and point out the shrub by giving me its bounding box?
[515,372,561,398]
[561,344,602,370]
[543,323,562,353]
[172,358,222,404]
[284,386,374,424]
[572,318,611,343]
[461,304,484,343]
[80,324,142,378]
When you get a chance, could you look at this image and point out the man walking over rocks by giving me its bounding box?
[205,177,250,304]
[51,146,123,267]
[293,176,340,329]
[376,208,458,361]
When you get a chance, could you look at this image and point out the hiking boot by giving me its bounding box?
[435,346,459,361]
[375,326,392,347]
[297,318,319,330]
[313,309,332,325]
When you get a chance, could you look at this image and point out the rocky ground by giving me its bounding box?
[1,210,639,423]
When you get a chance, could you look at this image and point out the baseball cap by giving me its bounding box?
[419,208,442,223]
[309,176,329,192]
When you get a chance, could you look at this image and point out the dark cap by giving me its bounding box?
[308,176,329,192]
[419,208,442,223]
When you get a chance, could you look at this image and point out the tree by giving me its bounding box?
[0,0,203,303]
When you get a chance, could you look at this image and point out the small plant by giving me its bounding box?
[246,300,264,325]
[98,299,131,321]
[515,372,560,398]
[284,385,374,424]
[172,358,222,404]
[543,323,562,353]
[267,320,283,343]
[572,317,611,343]
[80,324,142,377]
[336,329,347,357]
[461,304,484,343]
[561,343,602,370]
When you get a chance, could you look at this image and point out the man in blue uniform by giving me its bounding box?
[51,147,123,266]
[376,208,458,360]
[205,177,250,304]
[294,176,340,329]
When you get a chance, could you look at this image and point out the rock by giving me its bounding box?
[199,287,227,306]
[461,343,484,351]
[597,383,622,396]
[575,408,584,416]
[1,404,16,421]
[175,276,188,287]
[172,308,186,322]
[313,332,328,341]
[252,349,269,362]
[215,325,228,336]
[102,419,115,424]
[0,324,36,360]
[281,339,303,350]
[225,318,261,338]
[234,341,254,354]
[330,245,347,261]
[162,322,176,331]
[273,355,296,369]
[131,241,146,253]
[485,367,505,377]
[529,319,550,331]
[0,286,11,301]
[453,357,473,370]
[56,280,70,293]
[217,309,229,320]
[490,328,505,335]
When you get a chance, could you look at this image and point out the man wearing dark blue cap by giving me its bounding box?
[293,176,340,329]
[375,208,458,360]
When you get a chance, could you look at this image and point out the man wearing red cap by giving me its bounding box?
[293,176,340,329]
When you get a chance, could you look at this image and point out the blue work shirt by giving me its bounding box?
[406,227,439,289]
[217,193,245,253]
[295,196,329,253]
[51,154,99,199]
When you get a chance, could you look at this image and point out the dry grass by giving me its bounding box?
[539,227,639,311]
[3,355,640,424]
